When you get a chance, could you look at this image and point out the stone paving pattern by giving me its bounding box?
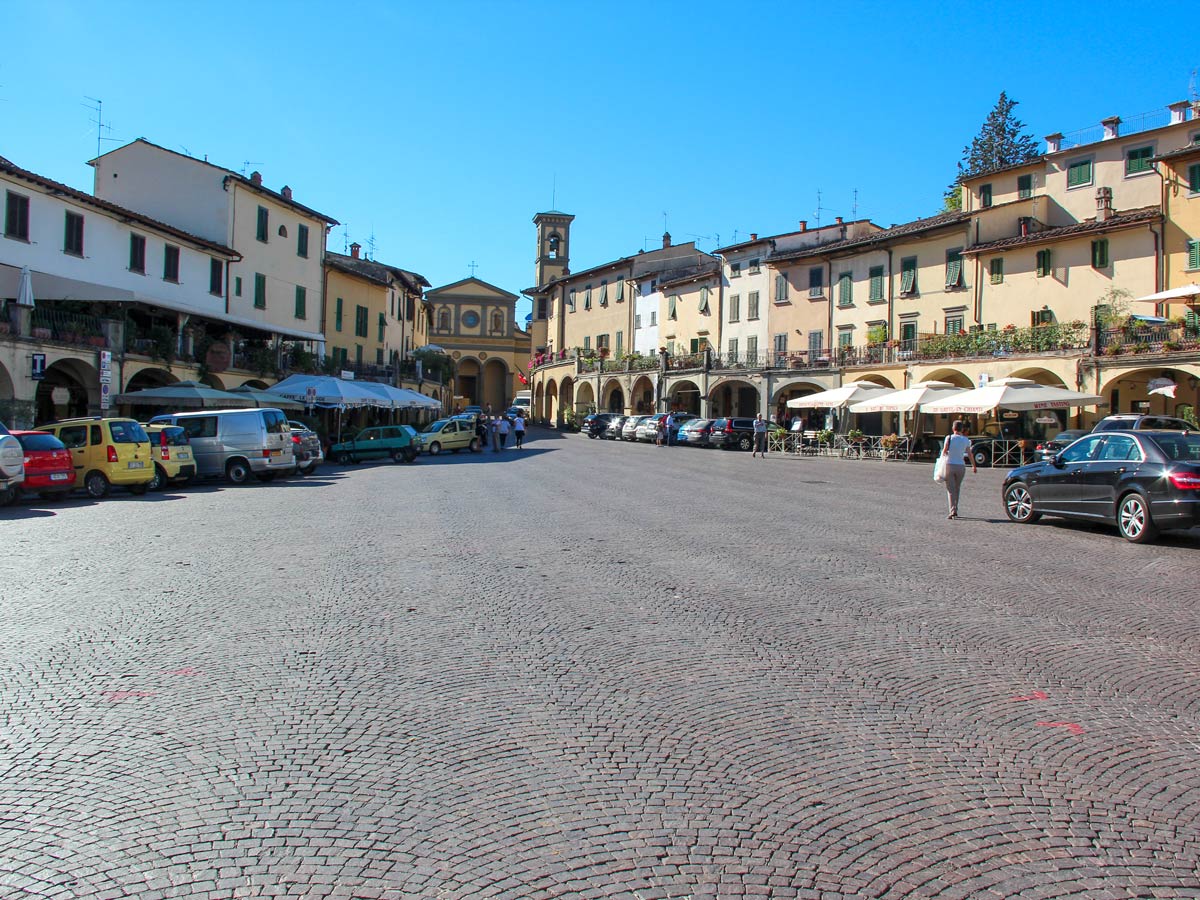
[2,429,1199,899]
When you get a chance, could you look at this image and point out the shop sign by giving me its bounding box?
[31,353,46,381]
[1034,416,1058,424]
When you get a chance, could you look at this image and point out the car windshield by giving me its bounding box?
[17,433,64,452]
[110,421,149,444]
[1147,433,1200,461]
[158,427,189,446]
[423,420,448,433]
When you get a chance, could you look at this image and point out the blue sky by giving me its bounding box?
[0,1,1191,321]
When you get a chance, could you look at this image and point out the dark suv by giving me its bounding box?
[708,417,757,451]
[1092,414,1196,433]
[582,413,618,438]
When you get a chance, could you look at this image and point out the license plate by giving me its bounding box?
[128,461,145,469]
[50,473,68,481]
[177,451,190,459]
[270,449,281,457]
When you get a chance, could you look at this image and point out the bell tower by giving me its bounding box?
[533,210,574,287]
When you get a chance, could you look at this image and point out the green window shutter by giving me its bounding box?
[615,279,624,302]
[1017,174,1033,199]
[584,286,592,310]
[945,249,962,287]
[335,297,343,331]
[568,290,576,312]
[297,224,309,258]
[1189,164,1200,194]
[1186,308,1200,330]
[1067,160,1092,188]
[900,257,917,294]
[1189,240,1200,271]
[748,291,759,319]
[615,331,623,354]
[838,272,852,306]
[868,266,884,300]
[1036,249,1052,277]
[378,311,386,342]
[808,267,823,293]
[1125,146,1153,175]
[583,336,590,350]
[599,281,608,306]
[294,285,306,319]
[690,338,699,353]
[254,273,266,308]
[989,258,1004,284]
[698,286,710,314]
[1091,239,1109,269]
[256,206,269,242]
[775,273,789,302]
[729,294,739,321]
[668,295,677,320]
[980,184,992,208]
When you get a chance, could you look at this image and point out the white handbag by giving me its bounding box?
[933,455,947,483]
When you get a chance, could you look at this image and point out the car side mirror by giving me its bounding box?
[1051,454,1065,468]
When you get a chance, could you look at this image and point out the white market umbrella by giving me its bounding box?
[787,381,896,409]
[920,377,1103,415]
[16,265,35,307]
[226,384,305,411]
[393,387,442,409]
[1134,284,1200,305]
[848,380,964,414]
[113,380,257,408]
[270,374,386,408]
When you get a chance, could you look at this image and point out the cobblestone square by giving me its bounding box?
[2,430,1198,899]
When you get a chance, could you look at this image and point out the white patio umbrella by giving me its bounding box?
[848,380,964,413]
[15,265,35,307]
[920,377,1103,415]
[393,387,442,409]
[787,381,896,409]
[270,374,386,408]
[1134,284,1200,305]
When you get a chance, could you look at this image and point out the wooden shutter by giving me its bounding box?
[335,297,343,331]
[900,258,917,294]
[1190,164,1200,194]
[1018,174,1032,198]
[1036,249,1052,277]
[1091,239,1109,269]
[945,249,962,287]
[615,280,624,302]
[254,273,266,307]
[838,272,852,305]
[699,286,710,314]
[775,273,788,302]
[869,266,884,300]
[989,258,1004,284]
[297,224,309,258]
[257,206,269,241]
[295,286,307,319]
[1189,240,1200,271]
[599,282,608,306]
[668,295,677,320]
[378,311,386,341]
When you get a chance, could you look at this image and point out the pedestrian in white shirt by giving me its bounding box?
[941,420,977,519]
[497,415,511,450]
[513,414,526,449]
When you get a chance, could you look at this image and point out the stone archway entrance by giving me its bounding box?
[668,379,701,414]
[602,379,625,413]
[36,358,98,423]
[482,358,508,411]
[576,381,596,413]
[545,380,559,425]
[630,375,655,414]
[1100,366,1200,425]
[708,379,759,418]
[456,358,481,405]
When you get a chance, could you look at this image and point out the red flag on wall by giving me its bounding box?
[517,371,528,384]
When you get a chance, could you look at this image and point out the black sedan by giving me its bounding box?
[1002,430,1200,543]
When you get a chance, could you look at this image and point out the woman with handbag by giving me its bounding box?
[937,420,977,519]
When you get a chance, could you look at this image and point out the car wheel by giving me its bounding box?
[738,435,752,451]
[972,447,990,468]
[255,472,276,483]
[1117,492,1158,543]
[147,465,165,492]
[469,438,480,452]
[390,450,404,464]
[225,459,251,485]
[404,448,418,463]
[428,441,442,455]
[1003,482,1041,524]
[85,471,110,498]
[588,432,598,439]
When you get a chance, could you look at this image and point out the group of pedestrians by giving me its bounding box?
[473,412,526,452]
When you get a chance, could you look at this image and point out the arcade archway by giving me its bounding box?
[35,358,98,423]
[667,379,701,414]
[708,378,759,418]
[601,378,625,413]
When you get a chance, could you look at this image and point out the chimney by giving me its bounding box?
[750,233,757,241]
[799,220,807,232]
[1096,187,1114,222]
[1101,116,1121,140]
[350,242,361,259]
[662,232,671,249]
[249,170,262,185]
[835,216,843,225]
[1045,133,1063,154]
[1169,101,1190,125]
[281,185,292,200]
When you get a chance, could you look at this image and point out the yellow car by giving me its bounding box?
[142,423,197,490]
[414,418,481,455]
[37,417,154,498]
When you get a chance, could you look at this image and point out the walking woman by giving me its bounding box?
[941,420,977,519]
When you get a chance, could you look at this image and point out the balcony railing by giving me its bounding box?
[28,308,112,349]
[1097,322,1200,357]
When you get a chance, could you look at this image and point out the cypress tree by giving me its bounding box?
[944,92,1040,211]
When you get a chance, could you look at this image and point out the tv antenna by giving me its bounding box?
[551,173,557,209]
[814,189,832,229]
[366,228,377,261]
[83,97,117,159]
[852,188,859,220]
[1191,68,1199,104]
[240,160,261,177]
[340,226,351,254]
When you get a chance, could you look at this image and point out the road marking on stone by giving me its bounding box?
[1037,721,1085,735]
[101,690,156,701]
[1011,690,1049,701]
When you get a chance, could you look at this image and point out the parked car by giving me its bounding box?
[708,417,757,451]
[415,418,480,455]
[582,413,618,438]
[0,422,24,507]
[604,415,629,440]
[635,413,698,443]
[148,408,294,484]
[1091,414,1196,433]
[330,425,420,464]
[1002,430,1200,543]
[1035,429,1091,460]
[37,417,154,498]
[142,424,197,490]
[463,405,483,416]
[287,420,324,475]
[622,416,647,441]
[677,418,714,447]
[11,430,74,499]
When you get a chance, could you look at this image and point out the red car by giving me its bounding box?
[12,430,76,498]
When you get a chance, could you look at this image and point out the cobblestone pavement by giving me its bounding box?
[2,428,1199,900]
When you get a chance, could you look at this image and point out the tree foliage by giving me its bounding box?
[944,92,1040,211]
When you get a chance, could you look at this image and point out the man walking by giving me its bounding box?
[752,414,767,458]
[664,411,675,447]
[513,412,526,449]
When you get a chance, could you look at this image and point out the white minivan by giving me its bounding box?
[148,408,295,484]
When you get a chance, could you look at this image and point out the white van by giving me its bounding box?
[512,390,532,413]
[148,408,295,484]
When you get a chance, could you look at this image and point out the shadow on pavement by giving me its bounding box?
[0,506,57,519]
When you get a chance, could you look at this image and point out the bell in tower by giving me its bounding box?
[533,210,575,289]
